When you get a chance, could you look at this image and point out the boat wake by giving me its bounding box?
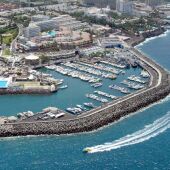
[86,112,170,153]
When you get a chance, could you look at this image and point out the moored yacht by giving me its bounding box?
[83,102,95,108]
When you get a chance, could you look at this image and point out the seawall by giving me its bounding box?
[0,88,53,95]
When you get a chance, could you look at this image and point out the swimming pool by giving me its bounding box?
[0,81,8,88]
[48,31,56,37]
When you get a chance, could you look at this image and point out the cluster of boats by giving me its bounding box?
[66,90,119,115]
[79,62,120,75]
[62,62,116,79]
[45,65,100,83]
[121,80,144,90]
[17,111,34,119]
[128,75,146,84]
[86,93,108,103]
[66,103,96,114]
[66,107,84,115]
[30,70,62,85]
[94,90,118,100]
[37,112,65,120]
[109,84,130,94]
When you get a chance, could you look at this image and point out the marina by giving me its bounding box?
[0,29,169,143]
[30,59,150,117]
[45,65,101,83]
[62,62,116,79]
[0,59,149,117]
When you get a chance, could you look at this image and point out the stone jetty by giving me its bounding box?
[0,48,170,137]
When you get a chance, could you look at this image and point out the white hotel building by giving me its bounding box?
[116,0,133,15]
[116,0,152,17]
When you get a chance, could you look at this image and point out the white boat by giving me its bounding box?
[141,70,150,78]
[66,107,82,114]
[84,102,95,108]
[91,83,103,88]
[83,147,92,153]
[76,104,87,111]
[59,85,68,89]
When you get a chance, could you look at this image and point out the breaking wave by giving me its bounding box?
[135,30,170,48]
[86,112,170,153]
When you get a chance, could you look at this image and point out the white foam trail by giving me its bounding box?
[87,112,170,153]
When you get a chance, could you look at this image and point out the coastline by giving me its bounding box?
[135,30,170,48]
[0,31,170,137]
[131,27,166,47]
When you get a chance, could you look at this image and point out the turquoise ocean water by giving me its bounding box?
[0,31,170,170]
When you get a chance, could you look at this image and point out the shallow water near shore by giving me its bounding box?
[0,32,170,169]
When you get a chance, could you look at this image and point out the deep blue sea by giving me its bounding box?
[0,31,170,170]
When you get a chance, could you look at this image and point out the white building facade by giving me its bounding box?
[24,24,41,38]
[116,0,133,15]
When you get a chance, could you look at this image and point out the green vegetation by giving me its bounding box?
[107,11,132,20]
[2,34,13,45]
[0,27,18,45]
[71,11,115,28]
[70,11,160,35]
[39,54,50,64]
[13,15,31,27]
[89,51,105,57]
[2,48,11,56]
[120,17,159,34]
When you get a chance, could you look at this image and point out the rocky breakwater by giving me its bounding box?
[0,49,170,137]
[142,27,165,39]
[131,27,165,47]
